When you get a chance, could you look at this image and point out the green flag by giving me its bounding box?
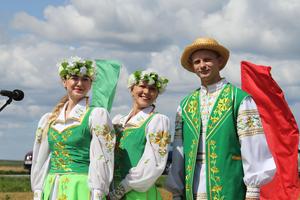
[91,59,121,112]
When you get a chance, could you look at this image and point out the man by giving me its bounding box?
[165,37,276,200]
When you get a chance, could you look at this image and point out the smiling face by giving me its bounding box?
[63,75,92,104]
[131,81,159,111]
[191,49,223,86]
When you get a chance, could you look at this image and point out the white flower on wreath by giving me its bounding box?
[141,70,152,78]
[127,74,137,88]
[70,56,82,63]
[148,77,155,85]
[80,67,87,75]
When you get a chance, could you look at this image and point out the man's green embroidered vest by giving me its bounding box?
[180,83,249,200]
[48,108,93,173]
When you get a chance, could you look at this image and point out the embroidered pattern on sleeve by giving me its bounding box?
[149,131,171,156]
[35,127,43,144]
[237,109,264,138]
[93,124,115,152]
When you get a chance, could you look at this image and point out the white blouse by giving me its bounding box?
[31,97,115,200]
[112,106,170,193]
[165,79,276,199]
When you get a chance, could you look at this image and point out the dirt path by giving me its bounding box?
[0,192,33,200]
[0,166,27,173]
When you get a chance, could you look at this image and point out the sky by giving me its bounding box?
[0,0,299,160]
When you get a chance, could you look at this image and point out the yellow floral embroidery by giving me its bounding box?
[149,131,170,156]
[58,194,67,200]
[62,130,73,141]
[184,91,201,133]
[35,127,43,143]
[207,85,232,138]
[93,124,115,152]
[209,140,224,199]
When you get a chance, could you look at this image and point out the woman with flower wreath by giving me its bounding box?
[31,56,116,200]
[109,70,170,200]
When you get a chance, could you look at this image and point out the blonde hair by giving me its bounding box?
[42,95,69,138]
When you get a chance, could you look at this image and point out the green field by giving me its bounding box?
[0,160,32,200]
[0,160,23,167]
[0,177,31,192]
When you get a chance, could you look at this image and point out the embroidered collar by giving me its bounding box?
[200,78,228,94]
[121,105,155,128]
[55,97,89,123]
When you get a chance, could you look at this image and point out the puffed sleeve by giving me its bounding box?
[165,106,185,200]
[31,113,51,200]
[119,114,170,193]
[238,96,276,199]
[88,107,115,199]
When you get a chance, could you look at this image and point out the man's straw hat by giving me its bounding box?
[181,37,230,72]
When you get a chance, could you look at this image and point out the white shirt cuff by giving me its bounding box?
[33,190,42,200]
[120,179,132,193]
[246,186,260,198]
[92,189,103,200]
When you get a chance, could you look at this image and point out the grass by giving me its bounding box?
[0,177,31,192]
[0,160,23,167]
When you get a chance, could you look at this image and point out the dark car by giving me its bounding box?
[24,151,33,173]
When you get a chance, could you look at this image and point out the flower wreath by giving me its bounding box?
[127,70,169,93]
[57,56,95,79]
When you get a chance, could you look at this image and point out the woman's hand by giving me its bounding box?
[108,184,126,200]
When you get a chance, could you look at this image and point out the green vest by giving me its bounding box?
[114,113,162,200]
[181,83,248,200]
[48,108,92,173]
[115,114,156,180]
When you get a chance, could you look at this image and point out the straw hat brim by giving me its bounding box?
[181,40,230,72]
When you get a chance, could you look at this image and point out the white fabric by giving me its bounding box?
[112,105,170,193]
[31,97,115,200]
[165,79,276,199]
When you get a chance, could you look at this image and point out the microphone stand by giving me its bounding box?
[0,97,13,112]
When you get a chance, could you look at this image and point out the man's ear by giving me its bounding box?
[217,56,224,70]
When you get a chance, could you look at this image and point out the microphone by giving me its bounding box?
[0,89,24,101]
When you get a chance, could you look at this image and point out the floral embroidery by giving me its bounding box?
[237,109,264,138]
[49,130,58,141]
[62,130,72,141]
[35,127,43,143]
[50,130,72,171]
[184,91,201,133]
[209,140,224,200]
[74,107,85,119]
[185,139,198,193]
[207,85,232,138]
[56,177,71,200]
[58,194,67,200]
[93,124,115,152]
[149,131,171,156]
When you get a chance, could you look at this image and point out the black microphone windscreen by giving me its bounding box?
[13,89,24,101]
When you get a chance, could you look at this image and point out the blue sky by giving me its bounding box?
[0,0,299,160]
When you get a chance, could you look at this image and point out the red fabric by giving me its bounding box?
[241,61,300,200]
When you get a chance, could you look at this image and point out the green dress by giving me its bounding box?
[43,109,92,200]
[114,113,163,200]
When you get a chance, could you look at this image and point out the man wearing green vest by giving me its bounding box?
[165,37,276,200]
